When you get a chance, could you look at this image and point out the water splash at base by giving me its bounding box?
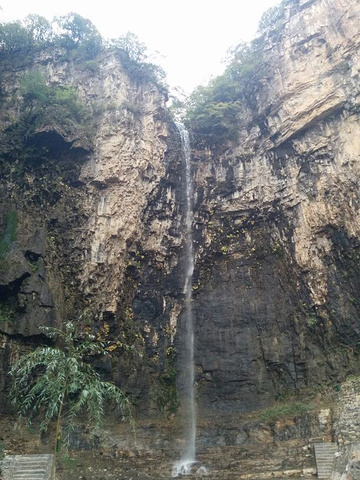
[172,460,208,477]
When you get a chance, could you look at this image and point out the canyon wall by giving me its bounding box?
[189,0,360,410]
[0,48,184,412]
[1,0,360,418]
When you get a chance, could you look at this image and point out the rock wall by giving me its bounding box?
[0,49,185,413]
[1,0,360,419]
[188,0,360,411]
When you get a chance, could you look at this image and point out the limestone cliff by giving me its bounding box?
[0,47,183,411]
[1,0,360,419]
[189,0,360,410]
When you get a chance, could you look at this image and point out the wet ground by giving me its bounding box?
[0,408,321,480]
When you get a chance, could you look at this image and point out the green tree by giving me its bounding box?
[112,31,147,63]
[23,14,52,45]
[19,71,87,128]
[9,322,130,469]
[258,5,283,32]
[0,21,31,53]
[54,12,102,56]
[111,32,166,86]
[185,74,241,147]
[184,37,265,148]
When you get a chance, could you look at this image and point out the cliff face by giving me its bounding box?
[1,0,360,417]
[190,0,360,410]
[0,49,185,410]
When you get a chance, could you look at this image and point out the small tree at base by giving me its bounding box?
[9,322,131,476]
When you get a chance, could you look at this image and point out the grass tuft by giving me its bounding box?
[258,401,314,422]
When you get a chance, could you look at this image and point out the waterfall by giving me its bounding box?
[172,123,205,477]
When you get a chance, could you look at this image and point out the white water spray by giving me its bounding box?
[172,124,207,477]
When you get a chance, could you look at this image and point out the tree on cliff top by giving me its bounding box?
[9,322,131,467]
[110,32,166,87]
[184,40,261,148]
[55,12,102,57]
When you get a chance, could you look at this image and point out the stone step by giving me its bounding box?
[314,443,338,479]
[1,454,54,480]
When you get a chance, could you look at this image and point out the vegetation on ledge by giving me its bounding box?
[184,40,262,148]
[183,0,295,149]
[0,13,166,88]
[0,13,167,180]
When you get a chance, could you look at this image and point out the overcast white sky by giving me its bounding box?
[0,0,279,93]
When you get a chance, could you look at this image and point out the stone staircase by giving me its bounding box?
[314,443,338,479]
[1,454,54,480]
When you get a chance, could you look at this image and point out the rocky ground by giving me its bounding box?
[4,378,360,479]
[0,382,341,480]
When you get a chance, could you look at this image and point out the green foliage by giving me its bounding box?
[0,15,52,54]
[306,315,318,327]
[7,71,88,151]
[156,347,179,414]
[0,302,15,323]
[186,80,241,147]
[185,38,263,148]
[0,12,102,60]
[258,5,283,32]
[19,70,51,105]
[225,41,262,82]
[112,32,147,63]
[271,243,284,258]
[9,322,130,454]
[52,84,87,123]
[83,59,99,73]
[23,14,52,45]
[0,15,166,89]
[258,401,313,422]
[20,71,85,120]
[55,12,99,47]
[0,21,31,53]
[110,32,166,87]
[0,70,88,167]
[258,0,295,33]
[54,12,102,58]
[0,210,17,261]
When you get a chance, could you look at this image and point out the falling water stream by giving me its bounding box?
[172,124,207,477]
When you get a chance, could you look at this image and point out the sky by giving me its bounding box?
[0,0,280,94]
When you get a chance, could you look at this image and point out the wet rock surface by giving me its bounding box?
[187,0,360,411]
[1,0,360,456]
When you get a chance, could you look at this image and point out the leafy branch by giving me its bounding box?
[9,321,131,472]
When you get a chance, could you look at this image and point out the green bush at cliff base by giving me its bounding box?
[0,210,17,261]
[258,401,314,422]
[9,321,131,475]
[156,346,179,415]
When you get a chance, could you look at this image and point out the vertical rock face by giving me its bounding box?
[189,0,360,411]
[0,49,185,412]
[1,0,360,417]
